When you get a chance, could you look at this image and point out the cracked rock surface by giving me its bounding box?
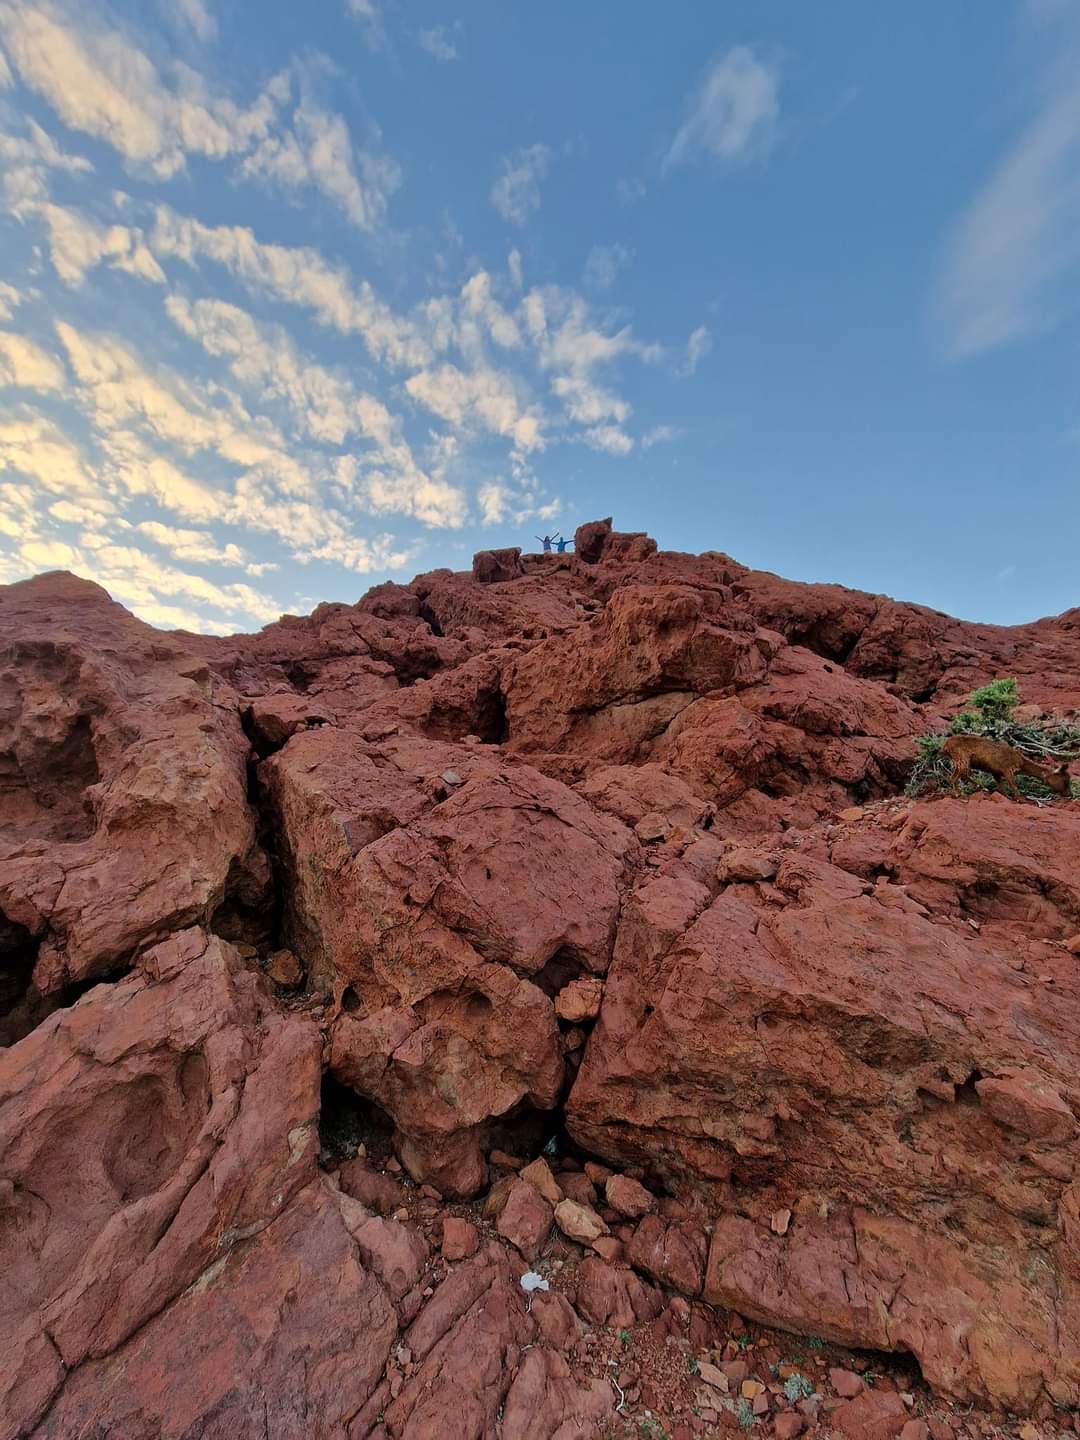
[4,520,1080,1436]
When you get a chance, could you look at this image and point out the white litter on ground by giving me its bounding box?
[519,1272,550,1293]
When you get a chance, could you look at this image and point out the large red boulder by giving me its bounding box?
[263,727,633,1193]
[569,801,1080,1407]
[0,928,323,1436]
[0,574,264,1036]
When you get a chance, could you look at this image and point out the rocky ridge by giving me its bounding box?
[2,519,1080,1439]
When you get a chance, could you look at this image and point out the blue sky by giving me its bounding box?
[1,0,1078,631]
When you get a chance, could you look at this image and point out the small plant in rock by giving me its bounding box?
[737,1399,756,1429]
[906,677,1080,803]
[687,1354,700,1375]
[804,1336,825,1352]
[618,1327,632,1352]
[733,1333,752,1352]
[784,1372,815,1403]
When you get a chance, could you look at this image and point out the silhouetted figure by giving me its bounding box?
[556,536,572,554]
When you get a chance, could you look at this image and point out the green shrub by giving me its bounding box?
[906,678,1080,803]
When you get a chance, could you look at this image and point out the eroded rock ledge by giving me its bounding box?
[3,519,1080,1437]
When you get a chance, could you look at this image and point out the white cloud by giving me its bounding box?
[642,424,676,448]
[405,363,544,455]
[0,480,42,544]
[508,249,524,291]
[0,330,67,391]
[0,5,392,229]
[0,2,279,179]
[0,118,94,213]
[242,103,401,231]
[49,499,110,526]
[933,18,1080,357]
[664,47,779,172]
[0,281,21,319]
[682,323,712,375]
[165,294,397,445]
[459,271,522,349]
[99,431,227,520]
[344,0,384,48]
[0,412,101,500]
[166,294,466,527]
[418,25,459,62]
[535,290,661,373]
[583,242,631,292]
[0,45,11,87]
[477,481,510,525]
[550,374,629,426]
[491,143,551,226]
[36,202,165,286]
[584,424,634,456]
[174,0,216,43]
[136,520,247,567]
[19,537,79,570]
[151,207,433,367]
[55,319,317,507]
[72,541,283,622]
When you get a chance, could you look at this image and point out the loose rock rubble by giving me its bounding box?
[3,519,1080,1438]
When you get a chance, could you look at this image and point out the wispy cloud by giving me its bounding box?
[583,424,633,456]
[682,324,712,375]
[418,25,459,62]
[0,329,68,390]
[150,206,432,366]
[491,143,551,226]
[344,0,384,48]
[35,202,164,286]
[642,424,676,449]
[242,101,401,230]
[0,281,22,320]
[0,3,395,229]
[664,47,779,173]
[173,0,216,44]
[933,9,1080,358]
[583,242,631,292]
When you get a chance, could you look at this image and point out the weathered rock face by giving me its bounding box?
[568,797,1080,1407]
[0,927,323,1437]
[0,574,264,1043]
[262,726,634,1194]
[5,523,1080,1429]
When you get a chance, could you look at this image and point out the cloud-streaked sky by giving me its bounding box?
[1,1,1078,631]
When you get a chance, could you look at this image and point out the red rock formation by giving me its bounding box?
[1,575,264,1038]
[4,523,1080,1431]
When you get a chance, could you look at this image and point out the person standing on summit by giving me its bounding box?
[536,532,560,553]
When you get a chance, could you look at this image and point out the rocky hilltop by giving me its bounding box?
[3,519,1080,1440]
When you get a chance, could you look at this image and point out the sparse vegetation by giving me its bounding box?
[687,1354,700,1375]
[618,1327,633,1352]
[737,1399,756,1429]
[906,677,1080,803]
[784,1372,816,1402]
